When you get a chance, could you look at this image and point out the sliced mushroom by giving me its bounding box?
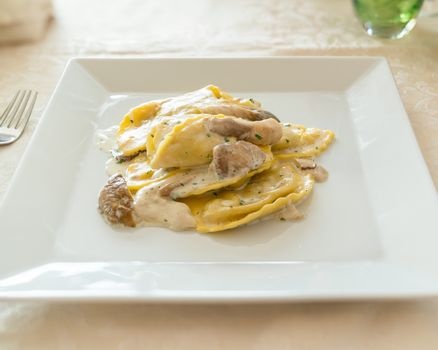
[211,141,267,178]
[158,174,196,197]
[295,158,316,170]
[308,165,328,182]
[207,117,282,146]
[295,158,328,182]
[278,204,304,221]
[200,104,280,122]
[98,174,136,227]
[111,149,145,163]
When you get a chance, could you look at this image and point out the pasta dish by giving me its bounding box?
[97,85,334,233]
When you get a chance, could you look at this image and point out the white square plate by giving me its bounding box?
[1,57,437,302]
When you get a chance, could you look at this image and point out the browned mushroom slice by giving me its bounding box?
[111,149,145,163]
[200,104,280,122]
[295,158,329,182]
[158,173,196,197]
[211,141,267,178]
[98,174,136,227]
[208,117,282,146]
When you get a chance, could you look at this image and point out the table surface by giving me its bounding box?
[0,0,437,349]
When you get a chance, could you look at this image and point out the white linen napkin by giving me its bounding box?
[0,0,52,44]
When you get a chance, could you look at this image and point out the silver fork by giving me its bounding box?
[0,90,38,145]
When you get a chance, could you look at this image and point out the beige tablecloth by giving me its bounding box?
[0,0,437,348]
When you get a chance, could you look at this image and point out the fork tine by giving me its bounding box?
[0,91,21,126]
[11,90,32,128]
[16,91,37,131]
[2,90,25,128]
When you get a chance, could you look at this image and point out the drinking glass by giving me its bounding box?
[353,0,424,39]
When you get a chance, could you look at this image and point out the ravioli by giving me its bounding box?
[98,85,335,233]
[272,124,334,158]
[125,161,174,191]
[180,161,314,232]
[116,85,263,157]
[117,101,162,156]
[148,115,232,169]
[125,145,273,197]
[171,146,273,199]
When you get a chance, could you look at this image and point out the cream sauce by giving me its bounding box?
[105,158,129,176]
[95,126,118,153]
[166,163,262,200]
[295,158,329,182]
[134,185,196,231]
[306,165,328,182]
[275,203,304,221]
[261,203,304,223]
[105,154,148,177]
[170,166,218,198]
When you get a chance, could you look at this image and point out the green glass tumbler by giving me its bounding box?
[353,0,424,39]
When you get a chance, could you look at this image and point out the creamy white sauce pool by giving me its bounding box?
[134,186,196,230]
[105,158,130,176]
[96,126,118,153]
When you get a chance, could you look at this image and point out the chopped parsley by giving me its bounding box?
[280,217,286,221]
[255,133,263,140]
[224,137,230,143]
[286,139,290,143]
[240,200,246,205]
[213,192,218,196]
[207,133,211,138]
